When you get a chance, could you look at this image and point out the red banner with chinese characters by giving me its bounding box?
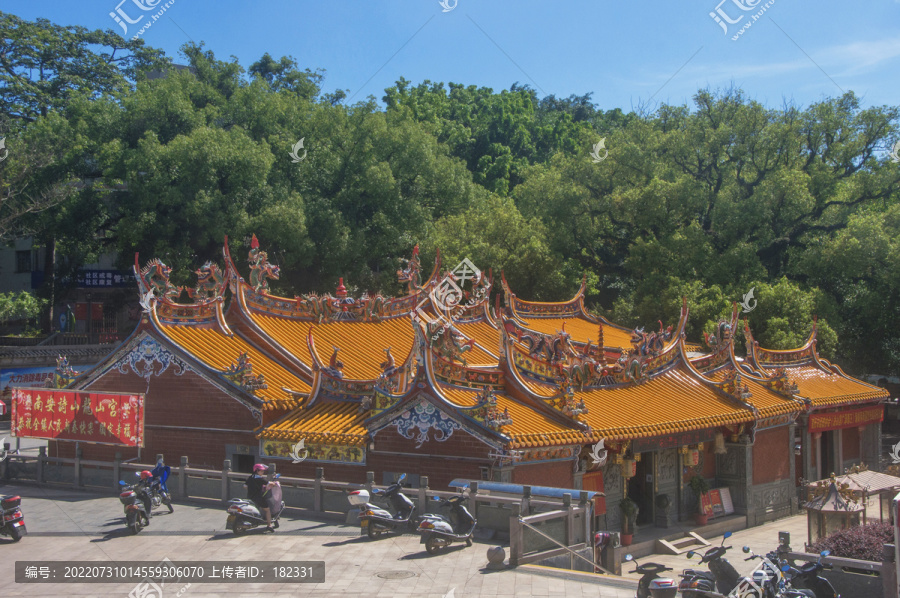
[10,388,144,447]
[808,405,883,434]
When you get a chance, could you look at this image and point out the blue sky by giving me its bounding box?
[8,1,900,111]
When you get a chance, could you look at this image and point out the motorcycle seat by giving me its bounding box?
[681,569,714,579]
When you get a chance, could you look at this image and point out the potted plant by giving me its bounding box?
[619,497,639,545]
[690,475,711,525]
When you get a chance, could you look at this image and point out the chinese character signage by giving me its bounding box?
[11,389,145,447]
[808,405,884,434]
[75,270,135,288]
[1,367,56,391]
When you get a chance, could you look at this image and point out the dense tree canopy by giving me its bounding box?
[1,12,899,374]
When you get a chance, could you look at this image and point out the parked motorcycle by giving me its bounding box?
[624,554,677,598]
[226,474,283,535]
[416,494,476,555]
[785,550,839,598]
[347,473,416,539]
[0,494,26,542]
[680,532,741,596]
[118,480,151,535]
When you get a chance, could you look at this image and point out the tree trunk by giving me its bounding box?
[42,237,56,333]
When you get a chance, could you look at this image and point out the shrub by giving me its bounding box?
[809,522,894,562]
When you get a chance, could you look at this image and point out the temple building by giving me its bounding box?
[55,237,889,529]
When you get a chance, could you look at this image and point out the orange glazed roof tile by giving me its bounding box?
[572,364,754,438]
[436,384,585,448]
[160,324,310,409]
[249,313,315,368]
[455,320,501,357]
[776,365,888,408]
[259,400,367,445]
[309,318,417,380]
[517,316,633,351]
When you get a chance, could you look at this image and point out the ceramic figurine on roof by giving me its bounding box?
[557,351,600,390]
[248,234,280,293]
[764,367,800,397]
[615,349,647,384]
[298,292,336,323]
[552,385,588,418]
[138,257,182,301]
[704,319,733,350]
[631,324,668,357]
[187,261,226,301]
[429,321,475,366]
[376,347,401,392]
[472,387,513,430]
[51,354,79,388]
[397,244,422,292]
[331,278,357,321]
[358,292,385,322]
[223,352,268,393]
[323,346,344,379]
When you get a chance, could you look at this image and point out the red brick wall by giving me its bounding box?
[53,364,261,469]
[512,460,574,488]
[843,426,860,460]
[753,426,790,484]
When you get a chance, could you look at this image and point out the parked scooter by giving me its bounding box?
[347,473,416,539]
[0,494,27,541]
[739,547,785,598]
[680,532,740,596]
[624,554,677,598]
[416,494,476,554]
[118,480,151,535]
[226,474,284,535]
[785,550,839,598]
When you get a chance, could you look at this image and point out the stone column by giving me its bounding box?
[654,449,678,528]
[788,423,799,515]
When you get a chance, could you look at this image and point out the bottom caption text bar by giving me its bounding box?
[16,561,325,583]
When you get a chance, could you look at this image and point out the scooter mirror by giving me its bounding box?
[742,546,750,553]
[723,531,732,539]
[820,550,830,557]
[686,551,694,558]
[118,480,126,485]
[433,496,441,501]
[624,554,634,562]
[781,564,790,572]
[135,472,141,477]
[398,473,407,482]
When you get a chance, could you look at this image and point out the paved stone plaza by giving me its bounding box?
[0,482,642,598]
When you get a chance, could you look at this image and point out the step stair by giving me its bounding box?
[656,532,710,555]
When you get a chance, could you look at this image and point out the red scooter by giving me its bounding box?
[0,495,26,541]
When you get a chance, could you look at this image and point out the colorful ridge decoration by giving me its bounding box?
[223,352,268,393]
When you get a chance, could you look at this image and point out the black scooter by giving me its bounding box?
[347,473,416,539]
[680,532,740,596]
[624,554,677,598]
[416,495,476,555]
[118,480,151,535]
[784,550,838,598]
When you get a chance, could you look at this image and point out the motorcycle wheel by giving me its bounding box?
[151,494,161,508]
[425,537,441,555]
[367,524,381,539]
[10,525,26,542]
[127,513,142,535]
[233,519,250,535]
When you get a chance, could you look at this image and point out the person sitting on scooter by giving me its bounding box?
[150,458,174,513]
[244,464,273,533]
[136,470,154,522]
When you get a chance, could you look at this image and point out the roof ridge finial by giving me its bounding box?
[336,277,347,298]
